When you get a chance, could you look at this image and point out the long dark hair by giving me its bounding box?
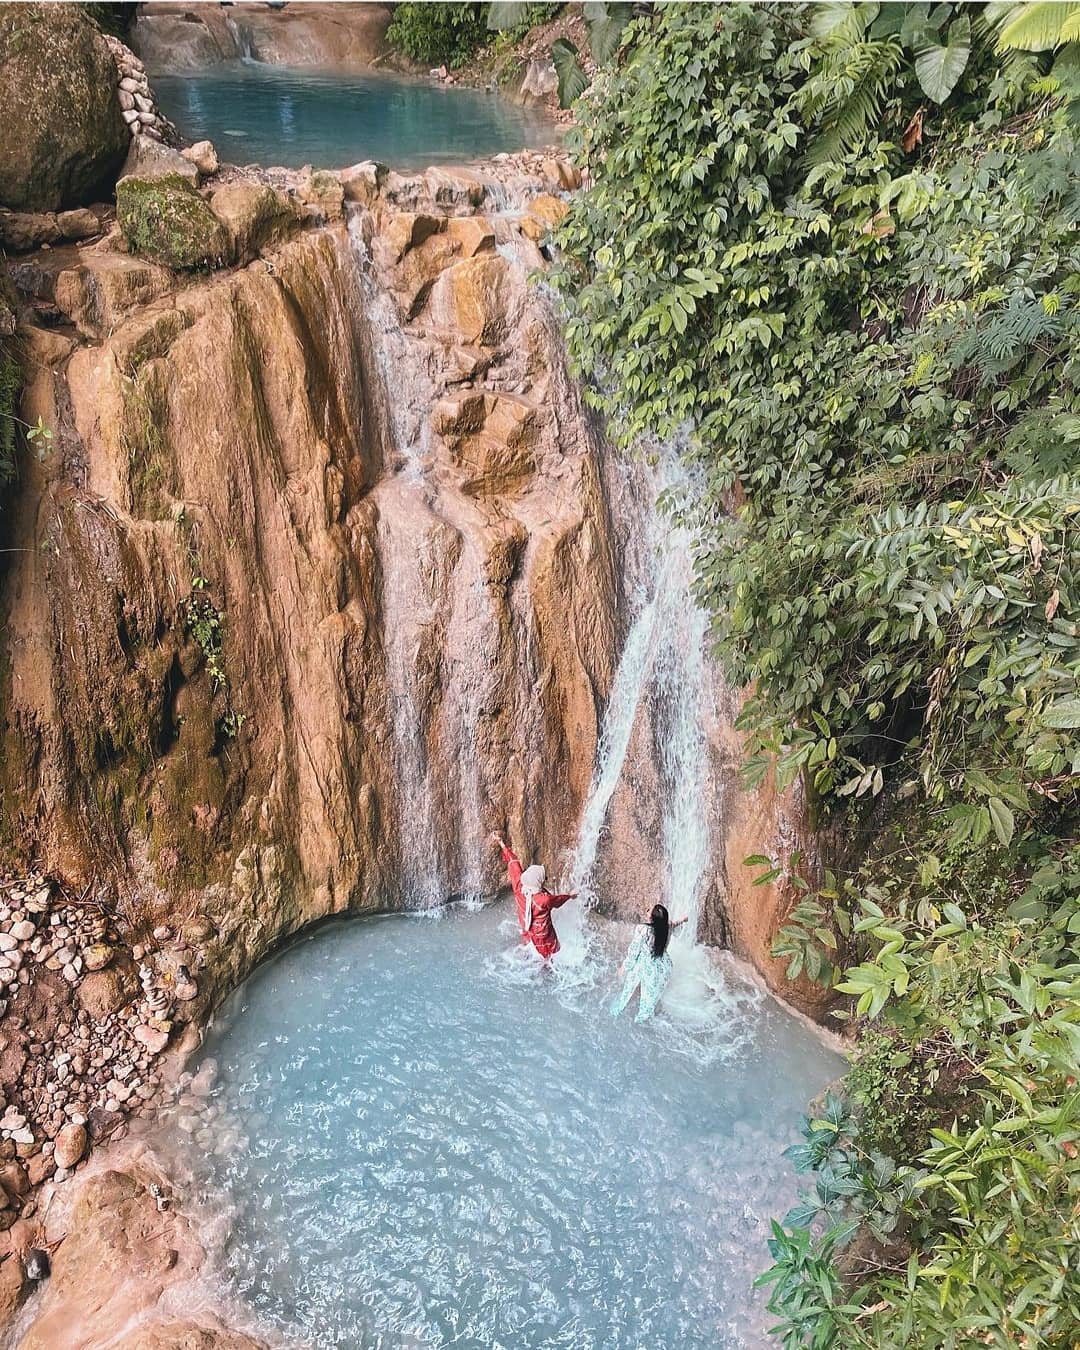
[649,904,670,959]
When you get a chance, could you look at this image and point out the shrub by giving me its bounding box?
[386,3,492,68]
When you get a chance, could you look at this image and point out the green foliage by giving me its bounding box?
[993,0,1080,52]
[551,3,1080,1343]
[386,3,492,68]
[552,2,1080,837]
[758,835,1080,1348]
[0,340,52,494]
[0,344,19,486]
[182,543,242,743]
[487,2,562,39]
[551,35,588,105]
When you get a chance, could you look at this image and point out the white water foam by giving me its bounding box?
[557,456,759,1060]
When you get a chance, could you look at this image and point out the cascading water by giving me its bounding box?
[113,186,845,1350]
[224,15,256,62]
[555,456,758,1053]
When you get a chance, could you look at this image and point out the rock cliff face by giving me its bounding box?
[0,159,823,1017]
[131,1,395,74]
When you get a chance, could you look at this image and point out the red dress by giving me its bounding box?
[500,845,575,959]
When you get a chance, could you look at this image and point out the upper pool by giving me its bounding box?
[152,64,562,170]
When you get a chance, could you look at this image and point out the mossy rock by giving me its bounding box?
[0,3,128,211]
[116,175,232,272]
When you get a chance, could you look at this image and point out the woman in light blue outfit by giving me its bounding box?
[610,904,688,1022]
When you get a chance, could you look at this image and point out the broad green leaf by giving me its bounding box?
[551,38,588,107]
[1043,699,1080,729]
[988,797,1015,846]
[914,15,972,102]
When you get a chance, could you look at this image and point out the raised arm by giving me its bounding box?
[671,915,690,929]
[546,890,579,910]
[492,833,523,888]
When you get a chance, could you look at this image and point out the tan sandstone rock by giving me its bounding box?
[52,1122,88,1170]
[77,958,139,1021]
[209,183,301,264]
[181,140,219,177]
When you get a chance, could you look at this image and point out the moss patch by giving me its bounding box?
[116,175,231,272]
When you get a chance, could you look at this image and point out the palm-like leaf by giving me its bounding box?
[584,2,635,65]
[994,1,1080,51]
[487,2,532,31]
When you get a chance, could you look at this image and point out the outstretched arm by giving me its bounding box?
[546,890,579,910]
[671,916,690,929]
[492,833,522,886]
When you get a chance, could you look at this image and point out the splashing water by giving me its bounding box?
[163,903,843,1350]
[557,453,745,1056]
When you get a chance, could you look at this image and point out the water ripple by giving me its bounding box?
[168,904,841,1349]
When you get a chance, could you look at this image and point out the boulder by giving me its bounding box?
[56,208,101,241]
[209,183,301,264]
[116,175,231,271]
[444,216,495,259]
[298,170,344,222]
[0,3,129,210]
[53,1122,88,1170]
[427,255,515,346]
[518,57,558,104]
[181,140,219,177]
[0,211,60,252]
[380,211,443,265]
[119,137,199,185]
[133,1023,169,1055]
[54,253,176,340]
[519,193,569,244]
[82,942,115,972]
[77,956,139,1021]
[0,1161,28,1199]
[432,390,540,496]
[339,160,385,206]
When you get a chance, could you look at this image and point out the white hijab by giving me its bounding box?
[520,863,546,931]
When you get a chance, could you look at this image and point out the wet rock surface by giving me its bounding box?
[0,148,829,1342]
[1,152,814,1004]
[131,1,395,75]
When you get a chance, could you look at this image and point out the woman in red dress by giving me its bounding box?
[493,834,578,959]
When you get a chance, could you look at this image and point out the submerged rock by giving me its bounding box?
[0,3,128,211]
[116,174,231,271]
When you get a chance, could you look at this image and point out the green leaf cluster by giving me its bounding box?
[549,2,1080,1342]
[385,3,493,69]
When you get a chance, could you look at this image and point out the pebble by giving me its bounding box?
[53,1122,87,1170]
[0,869,186,1195]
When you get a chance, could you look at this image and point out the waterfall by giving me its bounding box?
[225,16,256,62]
[560,456,748,1037]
